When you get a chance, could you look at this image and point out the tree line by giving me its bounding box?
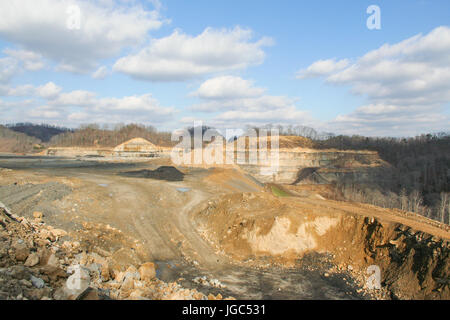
[49,123,175,147]
[315,133,450,224]
[1,122,448,223]
[0,125,42,153]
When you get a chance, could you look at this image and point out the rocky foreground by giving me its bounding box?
[0,205,233,300]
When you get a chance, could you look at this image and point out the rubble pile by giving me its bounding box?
[0,207,232,300]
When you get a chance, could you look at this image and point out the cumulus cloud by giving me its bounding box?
[50,90,97,106]
[0,48,45,84]
[296,58,349,79]
[327,104,449,137]
[61,93,176,124]
[36,82,62,99]
[28,105,63,119]
[3,49,44,71]
[0,0,165,73]
[0,80,176,126]
[190,76,311,128]
[92,66,109,79]
[0,57,19,84]
[113,27,273,81]
[297,26,450,136]
[191,76,265,100]
[0,82,62,99]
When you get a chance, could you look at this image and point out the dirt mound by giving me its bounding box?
[194,192,450,299]
[119,166,185,182]
[203,168,264,193]
[228,135,314,150]
[113,138,159,152]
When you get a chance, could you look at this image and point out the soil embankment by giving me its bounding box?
[194,192,450,299]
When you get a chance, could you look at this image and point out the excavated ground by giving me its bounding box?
[0,155,448,300]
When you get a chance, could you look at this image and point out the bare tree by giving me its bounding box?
[409,190,424,214]
[439,192,449,223]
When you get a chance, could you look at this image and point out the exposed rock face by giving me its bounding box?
[195,192,450,299]
[239,149,388,185]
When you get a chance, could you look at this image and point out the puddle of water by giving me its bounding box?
[176,188,191,193]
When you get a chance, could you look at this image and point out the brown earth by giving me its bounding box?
[194,191,450,299]
[0,156,449,300]
[0,196,232,300]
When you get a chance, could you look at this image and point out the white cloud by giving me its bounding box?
[296,58,349,79]
[327,103,449,137]
[3,49,44,71]
[49,90,96,106]
[191,76,265,100]
[214,106,309,125]
[0,0,165,73]
[36,82,62,99]
[94,94,175,115]
[0,78,177,126]
[0,82,62,100]
[298,26,450,136]
[0,48,45,85]
[0,57,19,83]
[0,84,35,97]
[63,93,177,125]
[92,66,109,79]
[113,27,273,81]
[190,76,311,128]
[28,105,63,119]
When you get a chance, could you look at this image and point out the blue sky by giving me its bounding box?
[0,0,449,136]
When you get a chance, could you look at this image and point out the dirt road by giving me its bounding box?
[0,156,371,299]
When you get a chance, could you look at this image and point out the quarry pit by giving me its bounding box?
[0,141,448,300]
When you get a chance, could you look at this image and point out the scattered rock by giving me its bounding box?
[138,262,156,281]
[30,275,45,289]
[24,253,40,267]
[10,265,30,280]
[120,275,135,291]
[12,241,29,261]
[33,211,43,221]
[49,228,67,240]
[0,207,232,301]
[79,288,100,300]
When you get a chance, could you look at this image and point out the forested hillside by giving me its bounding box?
[0,125,42,153]
[6,123,70,142]
[313,133,450,222]
[49,124,175,147]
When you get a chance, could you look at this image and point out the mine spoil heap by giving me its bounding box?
[0,207,232,300]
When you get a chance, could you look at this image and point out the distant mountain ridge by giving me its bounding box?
[5,123,71,142]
